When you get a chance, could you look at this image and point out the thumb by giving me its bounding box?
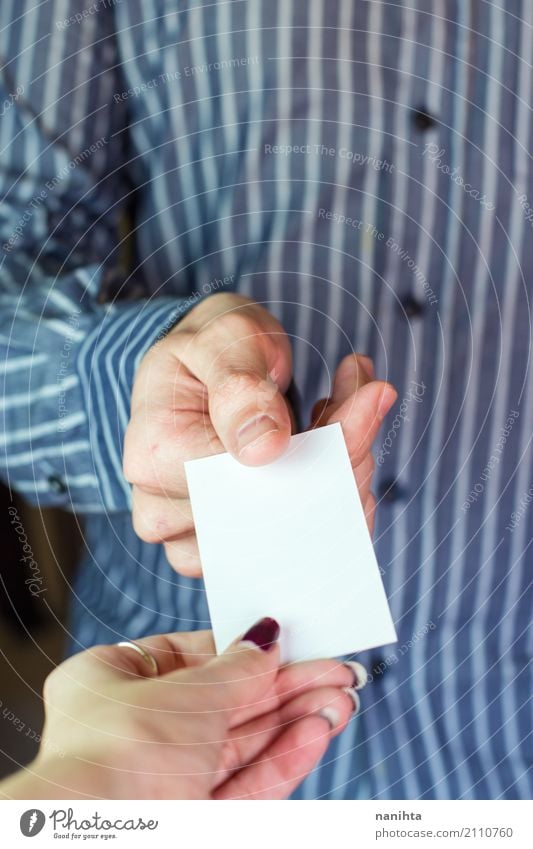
[207,358,292,466]
[174,300,293,465]
[205,334,291,466]
[190,617,282,715]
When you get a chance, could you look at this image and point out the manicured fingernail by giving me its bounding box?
[319,706,341,730]
[343,687,361,714]
[237,414,279,456]
[239,617,280,651]
[378,385,397,420]
[343,661,368,690]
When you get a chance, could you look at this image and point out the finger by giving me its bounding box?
[232,657,360,727]
[327,380,397,468]
[214,714,333,800]
[130,630,216,675]
[310,355,371,428]
[132,489,193,544]
[310,354,394,438]
[205,367,292,466]
[163,534,202,577]
[169,617,282,715]
[357,355,375,379]
[353,453,375,505]
[124,410,222,496]
[276,657,366,700]
[364,492,377,536]
[54,630,216,689]
[332,353,373,405]
[310,397,331,428]
[176,311,293,465]
[218,686,357,784]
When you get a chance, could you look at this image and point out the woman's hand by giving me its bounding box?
[1,618,366,800]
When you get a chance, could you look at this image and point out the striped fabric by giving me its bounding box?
[1,0,531,799]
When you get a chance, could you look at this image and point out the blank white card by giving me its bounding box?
[185,423,397,662]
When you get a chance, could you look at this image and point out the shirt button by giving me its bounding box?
[378,478,406,503]
[413,106,437,131]
[371,656,387,680]
[399,294,425,318]
[47,475,67,495]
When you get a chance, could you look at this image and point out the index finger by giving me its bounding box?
[75,630,216,683]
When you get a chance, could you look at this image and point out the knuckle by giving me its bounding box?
[339,353,360,373]
[218,735,242,775]
[123,430,150,486]
[132,491,188,544]
[164,327,196,360]
[132,508,165,544]
[83,645,110,664]
[164,543,202,578]
[221,309,260,335]
[211,368,267,409]
[208,310,262,348]
[357,353,374,368]
[124,454,156,489]
[174,563,203,579]
[124,427,170,490]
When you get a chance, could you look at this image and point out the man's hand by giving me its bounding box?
[124,294,396,576]
[310,354,396,535]
[124,294,293,576]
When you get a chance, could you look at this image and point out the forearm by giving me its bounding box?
[1,282,184,512]
[0,0,184,514]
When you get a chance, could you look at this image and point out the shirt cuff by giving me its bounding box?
[75,297,190,512]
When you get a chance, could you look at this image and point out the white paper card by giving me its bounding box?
[185,423,397,662]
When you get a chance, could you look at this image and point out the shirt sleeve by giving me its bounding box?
[0,2,187,513]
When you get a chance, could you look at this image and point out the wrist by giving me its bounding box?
[0,754,108,799]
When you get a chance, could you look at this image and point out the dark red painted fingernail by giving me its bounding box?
[239,617,280,651]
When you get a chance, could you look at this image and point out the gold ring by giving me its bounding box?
[117,641,159,675]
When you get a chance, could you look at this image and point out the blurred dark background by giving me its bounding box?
[0,484,80,779]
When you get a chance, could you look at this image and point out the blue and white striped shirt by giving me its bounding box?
[0,1,531,799]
